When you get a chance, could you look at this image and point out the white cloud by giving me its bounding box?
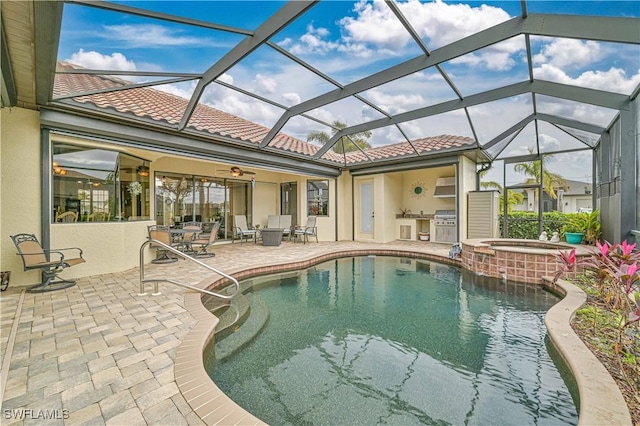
[534,63,640,93]
[396,0,512,49]
[102,24,205,47]
[538,134,561,152]
[532,38,602,68]
[285,24,340,56]
[255,74,277,94]
[281,92,301,106]
[279,0,516,62]
[65,49,137,71]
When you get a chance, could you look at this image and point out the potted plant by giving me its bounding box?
[561,210,601,245]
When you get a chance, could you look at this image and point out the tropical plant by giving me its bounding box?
[575,241,640,397]
[307,120,372,154]
[513,151,568,201]
[561,210,601,245]
[479,166,524,212]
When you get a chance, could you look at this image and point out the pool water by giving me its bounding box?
[205,256,578,425]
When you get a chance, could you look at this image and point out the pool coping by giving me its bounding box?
[175,248,632,426]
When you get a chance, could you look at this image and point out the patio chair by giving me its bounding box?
[147,225,179,264]
[87,211,108,222]
[233,215,257,243]
[280,214,292,240]
[180,223,202,253]
[267,215,293,240]
[55,211,78,222]
[10,233,85,292]
[293,216,318,244]
[190,222,220,257]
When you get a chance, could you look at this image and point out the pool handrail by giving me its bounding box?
[139,239,239,299]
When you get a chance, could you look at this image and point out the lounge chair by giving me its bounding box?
[10,233,85,292]
[293,216,318,244]
[191,222,220,257]
[147,225,179,263]
[233,215,257,243]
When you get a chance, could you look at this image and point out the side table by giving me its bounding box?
[260,228,284,246]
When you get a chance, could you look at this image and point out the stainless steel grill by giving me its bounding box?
[434,209,456,226]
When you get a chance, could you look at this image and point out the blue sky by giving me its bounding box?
[57,0,640,185]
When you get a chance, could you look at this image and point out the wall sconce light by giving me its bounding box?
[52,162,67,175]
[137,165,150,177]
[230,167,242,177]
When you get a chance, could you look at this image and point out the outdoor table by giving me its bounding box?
[169,228,201,251]
[260,228,284,246]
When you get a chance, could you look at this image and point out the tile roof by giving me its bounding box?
[53,62,475,166]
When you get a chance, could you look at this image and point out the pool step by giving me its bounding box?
[214,293,270,361]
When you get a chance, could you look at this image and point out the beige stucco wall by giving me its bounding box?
[1,107,42,287]
[336,172,353,241]
[0,109,149,287]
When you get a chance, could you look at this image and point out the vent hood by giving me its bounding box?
[434,177,456,198]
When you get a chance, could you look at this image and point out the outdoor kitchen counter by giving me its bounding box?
[395,214,435,219]
[396,216,432,240]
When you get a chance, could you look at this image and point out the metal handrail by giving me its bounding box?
[139,239,239,299]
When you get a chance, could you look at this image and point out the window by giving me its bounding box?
[52,143,150,222]
[307,180,329,216]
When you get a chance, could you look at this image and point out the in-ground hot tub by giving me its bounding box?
[460,238,593,284]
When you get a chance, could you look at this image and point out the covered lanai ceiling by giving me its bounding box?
[2,0,639,175]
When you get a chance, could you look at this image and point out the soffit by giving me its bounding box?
[1,1,36,109]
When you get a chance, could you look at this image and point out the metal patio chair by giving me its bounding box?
[293,216,318,244]
[10,233,85,292]
[233,215,257,243]
[190,222,220,257]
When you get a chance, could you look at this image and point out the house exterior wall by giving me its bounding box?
[1,107,155,287]
[336,171,353,241]
[1,107,43,287]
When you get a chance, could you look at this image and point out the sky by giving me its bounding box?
[56,0,640,186]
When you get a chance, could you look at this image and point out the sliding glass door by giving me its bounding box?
[155,173,252,241]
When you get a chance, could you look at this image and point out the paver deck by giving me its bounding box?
[0,240,452,425]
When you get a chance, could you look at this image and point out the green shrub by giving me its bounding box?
[498,211,570,239]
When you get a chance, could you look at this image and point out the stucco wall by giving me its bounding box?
[1,108,42,287]
[336,172,353,241]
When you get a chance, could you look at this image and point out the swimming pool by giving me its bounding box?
[204,256,578,425]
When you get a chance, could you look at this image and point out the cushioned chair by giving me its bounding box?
[55,211,78,222]
[180,223,202,253]
[191,222,220,257]
[233,215,257,243]
[10,233,85,292]
[147,225,179,264]
[293,216,318,244]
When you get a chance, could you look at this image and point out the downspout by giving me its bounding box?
[41,129,52,250]
[476,162,492,191]
[351,173,355,241]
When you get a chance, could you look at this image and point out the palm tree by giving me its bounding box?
[513,152,568,200]
[479,166,524,212]
[307,120,372,154]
